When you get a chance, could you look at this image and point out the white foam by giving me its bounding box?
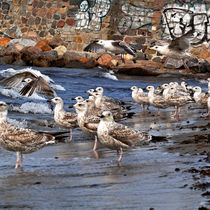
[7,118,28,128]
[103,71,118,81]
[11,102,52,114]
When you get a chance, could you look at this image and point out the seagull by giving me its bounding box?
[73,101,100,151]
[193,86,208,105]
[0,71,57,97]
[150,30,195,71]
[0,101,55,169]
[84,40,136,63]
[97,111,152,163]
[164,87,194,118]
[51,97,78,141]
[207,95,210,117]
[0,71,57,110]
[131,86,149,110]
[146,86,169,114]
[71,96,85,103]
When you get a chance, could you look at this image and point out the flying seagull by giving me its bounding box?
[84,40,136,63]
[0,71,57,109]
[150,31,195,71]
[150,12,197,71]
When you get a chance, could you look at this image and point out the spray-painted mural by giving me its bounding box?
[162,2,210,45]
[117,2,154,34]
[75,0,111,31]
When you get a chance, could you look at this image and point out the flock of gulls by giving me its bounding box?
[0,70,209,168]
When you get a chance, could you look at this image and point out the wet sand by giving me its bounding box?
[0,107,209,209]
[0,66,209,209]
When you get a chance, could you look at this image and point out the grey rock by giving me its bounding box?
[8,39,36,47]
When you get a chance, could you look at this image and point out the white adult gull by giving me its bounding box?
[84,40,136,63]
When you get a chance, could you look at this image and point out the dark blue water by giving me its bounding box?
[0,64,209,209]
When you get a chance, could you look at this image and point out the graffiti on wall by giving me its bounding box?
[75,0,111,31]
[117,2,154,34]
[162,2,210,45]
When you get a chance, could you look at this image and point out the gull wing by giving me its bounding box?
[116,41,136,56]
[20,76,56,97]
[84,115,100,131]
[0,71,37,87]
[108,123,139,146]
[83,41,104,53]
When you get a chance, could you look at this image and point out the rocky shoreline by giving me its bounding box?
[0,34,209,79]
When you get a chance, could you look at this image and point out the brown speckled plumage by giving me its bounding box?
[0,101,55,169]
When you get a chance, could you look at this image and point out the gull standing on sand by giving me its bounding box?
[0,101,55,169]
[73,101,100,151]
[146,86,169,114]
[51,97,78,141]
[131,86,149,110]
[97,111,152,163]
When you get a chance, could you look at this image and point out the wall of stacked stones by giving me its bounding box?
[0,0,209,51]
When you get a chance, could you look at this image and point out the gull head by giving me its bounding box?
[161,84,169,89]
[97,40,106,46]
[24,78,33,83]
[51,97,63,104]
[192,86,202,93]
[86,89,95,95]
[72,96,84,102]
[96,87,104,93]
[101,111,114,122]
[0,101,8,112]
[146,86,155,92]
[73,101,87,113]
[131,86,138,91]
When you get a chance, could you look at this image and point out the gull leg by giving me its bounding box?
[157,108,160,115]
[69,129,72,142]
[93,135,98,151]
[146,105,150,110]
[173,106,180,119]
[15,152,20,169]
[117,148,123,163]
[205,110,210,117]
[20,153,23,168]
[182,59,190,71]
[121,54,125,63]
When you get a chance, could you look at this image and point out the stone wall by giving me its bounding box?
[0,0,209,51]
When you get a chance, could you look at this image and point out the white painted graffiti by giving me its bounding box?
[75,0,111,31]
[162,2,210,45]
[117,2,154,34]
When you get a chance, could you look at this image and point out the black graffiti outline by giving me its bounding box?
[117,2,153,34]
[162,7,210,45]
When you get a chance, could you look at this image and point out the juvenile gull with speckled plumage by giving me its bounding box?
[0,101,55,169]
[97,111,152,163]
[51,97,78,141]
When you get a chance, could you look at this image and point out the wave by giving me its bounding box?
[11,102,52,114]
[7,118,28,128]
[102,71,118,81]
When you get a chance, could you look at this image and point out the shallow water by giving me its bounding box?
[0,65,209,209]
